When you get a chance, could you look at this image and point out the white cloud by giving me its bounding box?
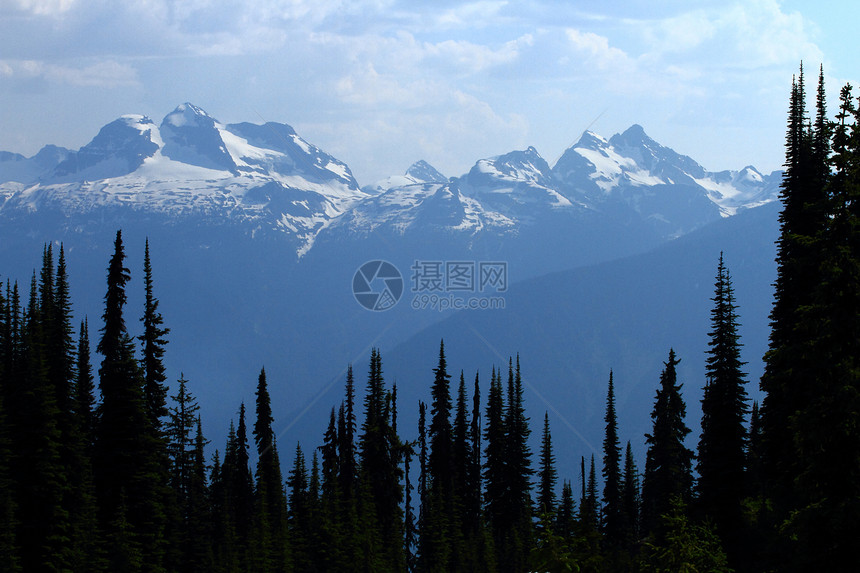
[0,0,76,16]
[0,59,139,87]
[564,29,632,71]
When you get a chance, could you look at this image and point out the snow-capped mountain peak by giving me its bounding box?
[405,160,447,184]
[0,104,368,257]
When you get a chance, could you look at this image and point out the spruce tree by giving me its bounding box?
[695,254,749,565]
[0,286,19,571]
[555,480,575,540]
[620,441,640,552]
[641,349,693,538]
[358,349,404,569]
[75,318,96,448]
[784,79,860,570]
[287,443,310,570]
[251,367,288,572]
[482,366,506,550]
[502,355,533,572]
[139,239,170,431]
[12,272,71,571]
[421,340,458,570]
[94,231,168,571]
[338,364,357,500]
[759,63,828,517]
[601,370,622,546]
[537,412,556,517]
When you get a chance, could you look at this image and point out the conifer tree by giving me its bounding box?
[421,340,459,570]
[358,348,404,569]
[287,443,310,570]
[759,64,828,516]
[601,371,622,546]
[453,370,471,515]
[338,364,357,500]
[76,318,96,448]
[185,417,213,572]
[555,480,575,540]
[785,78,860,570]
[94,231,169,570]
[0,310,20,572]
[620,441,640,552]
[417,399,428,542]
[641,349,693,538]
[501,355,533,572]
[696,254,749,565]
[140,239,169,431]
[252,367,288,572]
[537,412,556,517]
[482,366,506,549]
[12,272,71,571]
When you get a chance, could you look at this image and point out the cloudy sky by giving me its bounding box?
[1,0,856,184]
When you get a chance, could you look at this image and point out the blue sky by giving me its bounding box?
[1,0,856,184]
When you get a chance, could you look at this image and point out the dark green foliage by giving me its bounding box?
[601,371,622,546]
[140,239,170,431]
[555,480,575,540]
[641,349,693,538]
[358,348,404,570]
[537,412,557,517]
[251,367,289,572]
[94,231,170,571]
[696,254,749,565]
[10,273,73,571]
[620,441,640,553]
[639,496,731,573]
[76,318,96,447]
[0,367,20,572]
[420,340,460,571]
[759,67,860,570]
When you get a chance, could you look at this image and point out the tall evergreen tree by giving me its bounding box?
[620,441,640,552]
[696,254,749,564]
[339,364,357,500]
[482,366,506,551]
[251,367,288,572]
[555,480,575,540]
[601,370,622,546]
[94,231,168,571]
[759,63,828,516]
[139,239,170,431]
[537,412,557,517]
[287,443,310,570]
[76,318,96,448]
[783,78,860,570]
[358,349,404,570]
[420,340,459,570]
[641,349,693,538]
[12,272,71,571]
[502,355,533,572]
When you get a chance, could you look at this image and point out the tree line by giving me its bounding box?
[0,64,857,571]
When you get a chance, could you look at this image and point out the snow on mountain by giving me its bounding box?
[553,125,780,217]
[337,149,579,238]
[0,104,368,256]
[0,145,71,184]
[363,160,448,195]
[1,113,780,256]
[50,115,160,182]
[463,146,579,213]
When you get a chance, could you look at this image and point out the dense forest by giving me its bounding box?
[0,65,857,572]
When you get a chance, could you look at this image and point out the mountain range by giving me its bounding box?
[0,104,783,474]
[1,103,780,258]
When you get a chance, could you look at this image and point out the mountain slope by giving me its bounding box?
[0,104,367,256]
